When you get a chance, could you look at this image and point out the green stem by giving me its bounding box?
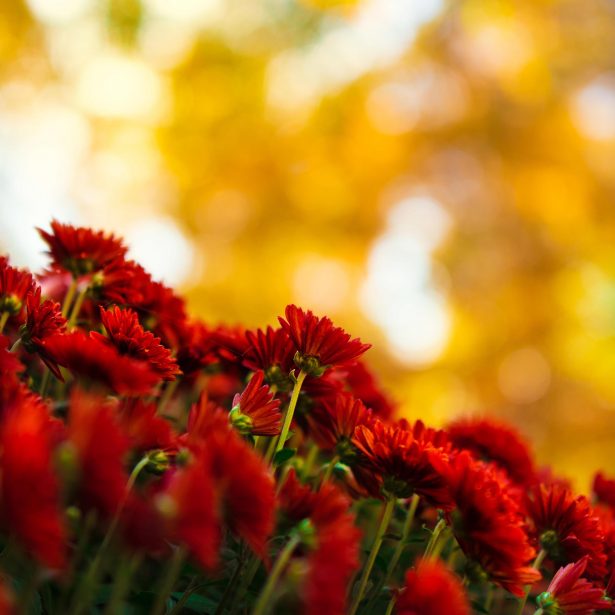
[302,442,319,479]
[158,379,180,415]
[9,338,21,352]
[61,278,78,317]
[228,553,260,615]
[103,552,142,615]
[168,576,200,615]
[67,283,89,329]
[484,584,495,612]
[515,549,546,615]
[18,566,39,615]
[348,497,396,615]
[39,369,51,397]
[213,557,244,615]
[252,534,300,615]
[0,312,9,334]
[274,370,307,455]
[320,455,340,486]
[383,593,396,615]
[151,545,187,615]
[423,518,448,560]
[385,494,419,583]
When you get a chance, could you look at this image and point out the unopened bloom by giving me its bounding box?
[279,305,370,376]
[535,556,609,614]
[229,370,281,436]
[396,558,470,615]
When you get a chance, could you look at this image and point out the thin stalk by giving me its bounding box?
[320,455,340,486]
[67,283,89,329]
[228,553,260,615]
[151,545,187,615]
[169,576,200,615]
[515,549,546,615]
[158,379,179,415]
[61,278,78,316]
[423,518,448,559]
[484,584,495,612]
[348,497,396,615]
[252,534,300,615]
[302,442,319,479]
[274,370,307,455]
[384,494,419,583]
[39,369,51,397]
[383,594,396,615]
[9,338,21,352]
[103,552,142,615]
[0,312,9,334]
[212,558,244,615]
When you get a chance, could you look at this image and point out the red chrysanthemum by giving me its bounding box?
[441,452,540,596]
[352,419,452,506]
[117,397,177,454]
[243,326,296,389]
[344,361,396,421]
[174,320,220,377]
[96,306,180,381]
[307,393,373,462]
[279,305,371,376]
[43,331,160,395]
[67,389,130,518]
[0,257,36,325]
[536,556,610,614]
[594,472,615,511]
[38,220,127,276]
[1,397,67,570]
[397,419,451,450]
[447,417,536,486]
[229,371,281,436]
[90,258,148,306]
[279,471,361,615]
[395,558,470,615]
[21,287,67,378]
[526,483,608,580]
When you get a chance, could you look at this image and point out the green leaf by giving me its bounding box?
[273,448,296,466]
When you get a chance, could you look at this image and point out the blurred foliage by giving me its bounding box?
[1,0,615,487]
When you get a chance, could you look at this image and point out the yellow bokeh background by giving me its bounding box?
[1,0,615,489]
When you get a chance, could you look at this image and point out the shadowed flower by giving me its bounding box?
[448,417,536,487]
[117,397,177,455]
[279,305,370,377]
[43,331,160,395]
[441,452,540,596]
[38,221,127,277]
[396,558,470,615]
[526,483,608,581]
[243,326,296,389]
[535,556,609,614]
[96,305,180,382]
[593,472,615,511]
[229,371,281,436]
[344,361,396,420]
[1,397,67,570]
[0,257,36,326]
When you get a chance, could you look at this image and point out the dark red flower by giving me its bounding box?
[536,556,609,614]
[43,331,159,395]
[90,259,147,306]
[526,483,608,581]
[447,417,536,486]
[67,389,130,518]
[279,471,361,615]
[243,326,296,389]
[0,257,36,325]
[117,397,177,454]
[352,419,452,507]
[441,452,540,596]
[229,371,281,436]
[279,305,370,376]
[594,472,615,511]
[344,361,396,421]
[307,393,373,462]
[174,320,220,376]
[21,287,67,378]
[396,558,470,615]
[96,306,180,381]
[397,419,450,450]
[38,220,127,276]
[1,397,66,570]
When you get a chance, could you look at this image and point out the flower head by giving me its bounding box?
[38,221,127,276]
[243,326,296,389]
[593,472,615,511]
[229,371,281,436]
[536,556,610,614]
[396,558,470,615]
[279,305,370,376]
[0,257,36,323]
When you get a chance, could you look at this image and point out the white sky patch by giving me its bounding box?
[571,74,615,141]
[360,195,452,367]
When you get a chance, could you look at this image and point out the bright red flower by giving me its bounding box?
[90,259,147,306]
[1,397,66,570]
[307,393,373,461]
[38,220,127,276]
[397,419,451,450]
[243,326,296,389]
[96,306,180,381]
[526,483,607,581]
[279,471,361,615]
[67,389,130,518]
[441,452,540,596]
[279,305,370,376]
[447,417,536,486]
[352,419,452,506]
[229,371,281,436]
[594,472,615,511]
[344,361,396,421]
[21,287,67,378]
[536,556,610,614]
[0,257,36,324]
[395,558,470,615]
[43,331,159,395]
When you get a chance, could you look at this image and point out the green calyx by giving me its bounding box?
[536,592,561,614]
[229,406,253,435]
[293,352,327,377]
[0,294,22,315]
[145,450,171,475]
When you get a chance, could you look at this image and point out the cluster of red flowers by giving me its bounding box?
[0,220,613,615]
